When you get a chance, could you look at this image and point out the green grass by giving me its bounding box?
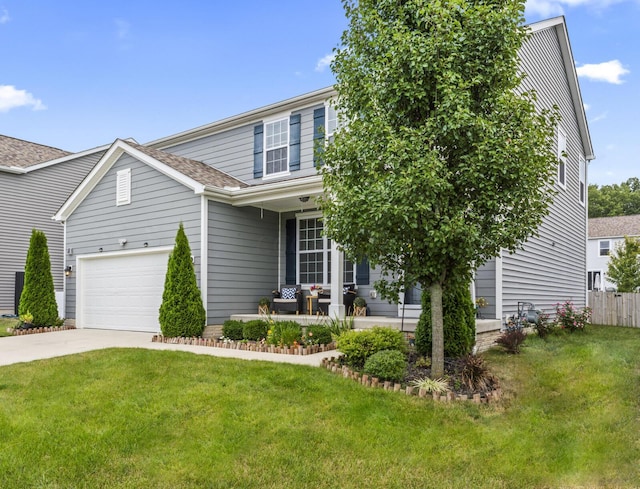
[0,317,18,337]
[0,325,638,488]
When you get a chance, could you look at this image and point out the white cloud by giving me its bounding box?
[583,103,591,111]
[115,18,130,40]
[577,60,629,84]
[525,0,630,17]
[590,111,608,123]
[0,85,46,112]
[0,8,10,24]
[315,53,335,72]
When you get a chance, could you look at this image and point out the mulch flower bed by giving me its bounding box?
[11,325,76,336]
[151,335,337,356]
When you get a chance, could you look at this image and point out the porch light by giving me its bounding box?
[64,266,72,277]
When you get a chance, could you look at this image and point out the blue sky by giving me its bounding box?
[0,0,637,186]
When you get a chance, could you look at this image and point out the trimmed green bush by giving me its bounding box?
[243,319,269,341]
[415,280,475,358]
[363,350,407,383]
[336,326,407,368]
[304,325,333,345]
[268,320,302,347]
[19,229,59,327]
[159,223,206,337]
[222,320,244,340]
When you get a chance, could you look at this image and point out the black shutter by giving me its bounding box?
[313,107,325,167]
[289,114,301,171]
[356,257,370,285]
[285,219,297,284]
[253,124,263,179]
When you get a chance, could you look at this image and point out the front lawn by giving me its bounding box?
[0,317,18,337]
[0,325,638,488]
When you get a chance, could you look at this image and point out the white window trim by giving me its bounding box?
[579,155,586,205]
[116,168,131,206]
[587,269,603,291]
[263,115,290,179]
[295,212,355,288]
[557,127,567,188]
[599,239,611,256]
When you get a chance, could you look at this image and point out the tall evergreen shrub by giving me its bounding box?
[19,229,59,326]
[159,223,206,337]
[415,280,475,358]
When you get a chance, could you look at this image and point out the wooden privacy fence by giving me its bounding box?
[588,291,640,328]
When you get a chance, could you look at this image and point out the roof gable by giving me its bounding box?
[54,139,247,221]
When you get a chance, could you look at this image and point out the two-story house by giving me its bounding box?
[53,16,593,332]
[587,214,640,291]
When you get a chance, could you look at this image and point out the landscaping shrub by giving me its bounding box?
[326,315,354,338]
[336,326,407,368]
[533,312,555,339]
[242,319,269,341]
[19,229,59,327]
[496,326,527,354]
[363,350,407,383]
[555,300,591,332]
[159,223,206,338]
[415,279,475,358]
[268,320,302,347]
[458,354,494,392]
[303,325,333,345]
[222,320,244,340]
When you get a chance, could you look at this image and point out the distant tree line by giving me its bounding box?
[589,177,640,218]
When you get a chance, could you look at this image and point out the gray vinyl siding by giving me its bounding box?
[159,105,323,185]
[64,154,201,318]
[0,151,103,311]
[499,26,588,318]
[475,260,497,318]
[362,266,401,317]
[208,201,279,323]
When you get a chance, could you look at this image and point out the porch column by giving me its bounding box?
[329,240,345,317]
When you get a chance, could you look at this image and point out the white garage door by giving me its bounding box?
[78,250,171,332]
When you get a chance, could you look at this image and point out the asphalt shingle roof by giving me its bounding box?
[588,215,640,238]
[127,141,248,189]
[0,134,71,168]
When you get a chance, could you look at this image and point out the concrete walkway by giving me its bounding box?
[0,329,339,367]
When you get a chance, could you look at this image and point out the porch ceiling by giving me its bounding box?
[225,175,324,213]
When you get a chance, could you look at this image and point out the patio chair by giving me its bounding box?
[317,284,357,315]
[272,284,303,314]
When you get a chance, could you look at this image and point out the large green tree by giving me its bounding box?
[159,223,206,337]
[588,178,640,218]
[607,236,640,292]
[321,0,559,376]
[19,229,59,326]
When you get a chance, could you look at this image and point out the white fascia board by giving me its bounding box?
[0,166,26,174]
[147,87,337,150]
[528,16,594,161]
[225,175,324,207]
[53,139,205,221]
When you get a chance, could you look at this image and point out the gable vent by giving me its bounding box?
[116,168,131,206]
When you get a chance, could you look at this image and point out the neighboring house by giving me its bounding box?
[0,135,108,314]
[587,215,640,291]
[53,16,593,332]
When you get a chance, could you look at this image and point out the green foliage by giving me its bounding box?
[363,350,407,383]
[353,296,367,308]
[533,312,555,340]
[554,301,592,332]
[222,320,244,340]
[267,320,302,347]
[242,320,269,341]
[325,314,355,338]
[410,377,450,394]
[159,223,206,337]
[588,178,640,218]
[321,0,559,378]
[606,236,640,292]
[19,229,59,327]
[415,280,475,358]
[303,325,333,345]
[336,326,407,368]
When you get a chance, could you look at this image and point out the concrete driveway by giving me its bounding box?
[0,329,337,367]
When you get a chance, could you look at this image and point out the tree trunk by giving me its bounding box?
[430,282,444,378]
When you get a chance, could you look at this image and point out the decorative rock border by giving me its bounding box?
[321,357,502,404]
[11,325,76,336]
[151,335,337,356]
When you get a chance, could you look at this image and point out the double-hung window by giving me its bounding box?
[265,118,289,176]
[599,240,610,256]
[298,215,355,286]
[557,127,567,187]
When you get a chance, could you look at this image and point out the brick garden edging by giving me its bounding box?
[11,325,76,336]
[321,357,502,404]
[151,335,337,356]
